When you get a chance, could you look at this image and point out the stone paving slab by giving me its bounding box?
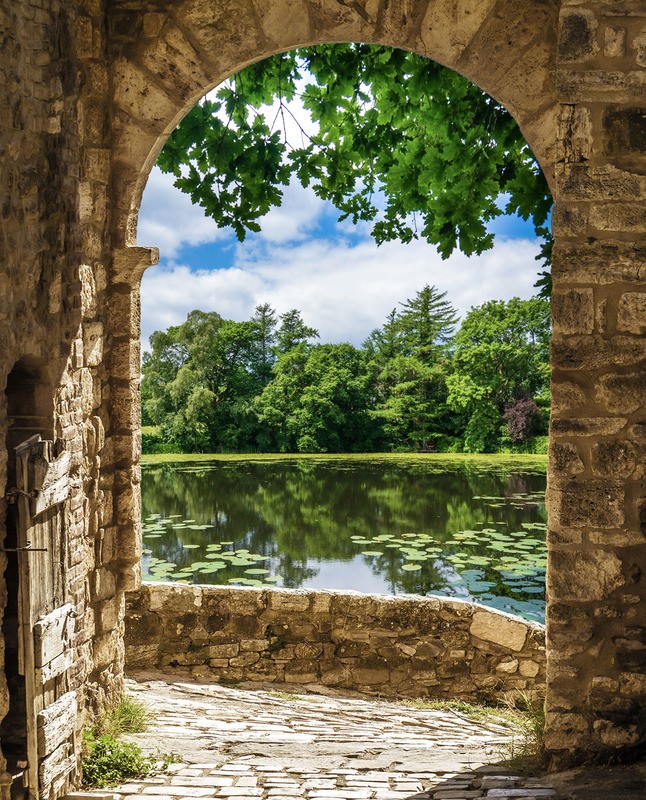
[75,677,634,800]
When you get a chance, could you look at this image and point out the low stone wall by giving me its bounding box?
[125,583,546,703]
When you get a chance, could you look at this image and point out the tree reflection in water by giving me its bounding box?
[141,456,547,621]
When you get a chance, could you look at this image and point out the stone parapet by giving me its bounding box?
[125,583,546,703]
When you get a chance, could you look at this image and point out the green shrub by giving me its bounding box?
[82,733,155,788]
[82,695,178,787]
[141,427,182,454]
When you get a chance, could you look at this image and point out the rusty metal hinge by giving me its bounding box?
[4,487,38,504]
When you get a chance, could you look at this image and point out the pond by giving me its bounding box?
[140,454,548,622]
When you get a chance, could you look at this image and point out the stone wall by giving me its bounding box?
[0,2,146,797]
[546,1,646,766]
[125,584,546,703]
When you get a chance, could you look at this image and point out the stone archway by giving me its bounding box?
[99,0,646,768]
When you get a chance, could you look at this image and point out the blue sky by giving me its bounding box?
[137,166,543,349]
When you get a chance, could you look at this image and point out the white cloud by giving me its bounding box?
[247,179,326,244]
[138,168,327,260]
[137,167,226,258]
[140,234,542,348]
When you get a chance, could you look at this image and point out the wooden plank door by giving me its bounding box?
[14,435,76,800]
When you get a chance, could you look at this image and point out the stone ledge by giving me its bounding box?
[125,584,546,703]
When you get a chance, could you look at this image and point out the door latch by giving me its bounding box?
[0,541,48,553]
[4,487,38,504]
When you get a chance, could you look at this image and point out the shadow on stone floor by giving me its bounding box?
[400,760,646,800]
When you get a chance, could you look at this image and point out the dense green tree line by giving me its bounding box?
[141,288,550,454]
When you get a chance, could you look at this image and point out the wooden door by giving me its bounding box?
[13,436,76,800]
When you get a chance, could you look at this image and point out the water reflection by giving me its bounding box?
[141,456,547,621]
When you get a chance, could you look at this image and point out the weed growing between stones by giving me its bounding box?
[400,695,547,773]
[82,734,156,788]
[93,693,152,737]
[504,693,547,773]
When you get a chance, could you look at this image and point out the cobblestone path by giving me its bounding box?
[79,677,572,800]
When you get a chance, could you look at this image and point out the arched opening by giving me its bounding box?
[135,40,552,588]
[0,358,53,793]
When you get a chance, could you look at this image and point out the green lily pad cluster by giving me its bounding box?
[348,498,547,621]
[140,469,548,623]
[473,491,546,509]
[141,513,281,588]
[353,531,445,572]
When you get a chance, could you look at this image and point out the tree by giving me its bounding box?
[254,343,376,453]
[446,298,550,452]
[370,356,454,451]
[275,309,319,354]
[364,308,402,365]
[365,286,458,450]
[142,310,261,451]
[503,397,544,443]
[250,302,278,385]
[396,284,458,359]
[157,44,553,288]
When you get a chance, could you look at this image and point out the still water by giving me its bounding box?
[141,455,547,622]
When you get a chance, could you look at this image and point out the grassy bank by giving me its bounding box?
[141,450,548,468]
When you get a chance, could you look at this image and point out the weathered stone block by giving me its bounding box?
[229,651,260,668]
[267,591,310,612]
[254,0,310,47]
[597,372,646,413]
[551,417,627,437]
[542,712,590,751]
[470,611,528,652]
[149,582,202,613]
[556,163,646,200]
[108,287,141,336]
[604,107,646,156]
[617,292,646,334]
[549,443,585,476]
[94,594,124,634]
[552,240,646,284]
[593,718,640,747]
[589,202,646,233]
[550,380,587,412]
[552,335,646,371]
[605,25,627,58]
[519,659,541,678]
[559,8,598,62]
[552,481,625,528]
[591,442,637,478]
[548,550,624,601]
[352,667,390,685]
[207,643,239,659]
[418,0,497,65]
[552,202,588,236]
[552,288,595,334]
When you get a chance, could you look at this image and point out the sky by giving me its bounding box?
[137,166,543,349]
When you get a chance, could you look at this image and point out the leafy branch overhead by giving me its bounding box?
[157,44,553,276]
